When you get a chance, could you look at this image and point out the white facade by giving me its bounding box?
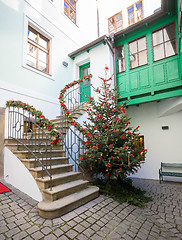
[0,0,98,118]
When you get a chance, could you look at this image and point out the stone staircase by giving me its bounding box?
[5,104,99,219]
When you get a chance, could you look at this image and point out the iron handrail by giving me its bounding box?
[7,107,53,190]
[60,81,90,174]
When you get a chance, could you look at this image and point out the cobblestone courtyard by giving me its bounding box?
[1,178,182,239]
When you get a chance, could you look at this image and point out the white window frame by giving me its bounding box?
[22,15,54,80]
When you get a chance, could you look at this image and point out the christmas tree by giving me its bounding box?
[79,67,147,183]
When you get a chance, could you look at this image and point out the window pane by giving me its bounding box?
[38,61,47,72]
[39,50,48,64]
[27,43,37,58]
[152,30,163,46]
[27,55,36,68]
[138,50,147,66]
[70,0,76,8]
[165,40,177,57]
[129,13,134,21]
[153,44,165,61]
[28,29,37,42]
[128,5,134,14]
[164,23,175,41]
[138,37,146,51]
[116,13,122,21]
[117,45,125,72]
[39,36,48,49]
[136,1,142,10]
[130,53,138,69]
[70,8,76,22]
[129,41,137,53]
[64,2,69,15]
[136,8,143,21]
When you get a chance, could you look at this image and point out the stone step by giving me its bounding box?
[42,180,89,201]
[4,138,63,145]
[21,156,68,168]
[38,186,99,219]
[29,164,73,178]
[36,171,82,189]
[13,149,65,159]
[5,143,63,152]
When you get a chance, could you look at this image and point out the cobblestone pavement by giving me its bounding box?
[0,178,182,240]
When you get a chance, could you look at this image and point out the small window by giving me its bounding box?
[108,11,123,34]
[135,0,144,22]
[27,26,50,74]
[136,136,144,148]
[64,0,76,24]
[129,36,148,69]
[127,5,135,26]
[127,1,144,26]
[116,45,125,73]
[152,22,177,61]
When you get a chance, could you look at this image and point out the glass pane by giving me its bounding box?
[130,53,138,69]
[64,2,69,15]
[117,45,125,72]
[153,44,165,61]
[27,55,36,68]
[165,40,177,57]
[38,61,47,72]
[39,36,48,49]
[138,37,146,51]
[70,8,76,22]
[136,1,142,9]
[136,8,143,21]
[82,67,89,77]
[129,41,137,54]
[28,29,37,42]
[116,13,122,21]
[70,0,76,8]
[128,5,134,14]
[39,50,48,64]
[138,50,147,66]
[27,43,37,58]
[152,30,163,46]
[164,23,175,41]
[129,13,134,20]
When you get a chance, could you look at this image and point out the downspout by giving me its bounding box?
[96,0,100,38]
[104,34,117,89]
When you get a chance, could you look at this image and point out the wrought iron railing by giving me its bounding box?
[7,106,53,190]
[60,82,90,173]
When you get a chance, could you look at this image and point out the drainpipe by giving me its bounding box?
[96,0,100,38]
[104,34,117,89]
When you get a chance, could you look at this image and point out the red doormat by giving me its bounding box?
[0,182,11,194]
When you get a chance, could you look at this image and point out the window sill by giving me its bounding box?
[22,64,55,81]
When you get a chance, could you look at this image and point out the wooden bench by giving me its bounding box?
[159,163,182,184]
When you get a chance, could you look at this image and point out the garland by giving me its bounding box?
[6,100,60,146]
[59,74,93,135]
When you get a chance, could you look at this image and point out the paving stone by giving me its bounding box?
[41,226,52,235]
[53,228,64,237]
[12,231,28,240]
[66,229,78,239]
[5,227,20,238]
[74,224,85,233]
[83,228,95,238]
[44,233,57,240]
[26,225,40,234]
[31,231,45,240]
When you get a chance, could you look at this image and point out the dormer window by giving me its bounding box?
[64,0,76,24]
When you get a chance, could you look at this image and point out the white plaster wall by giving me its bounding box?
[4,147,42,201]
[73,43,114,99]
[126,99,182,181]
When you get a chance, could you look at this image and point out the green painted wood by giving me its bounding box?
[115,3,182,105]
[79,63,90,103]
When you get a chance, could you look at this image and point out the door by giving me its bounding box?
[79,63,91,103]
